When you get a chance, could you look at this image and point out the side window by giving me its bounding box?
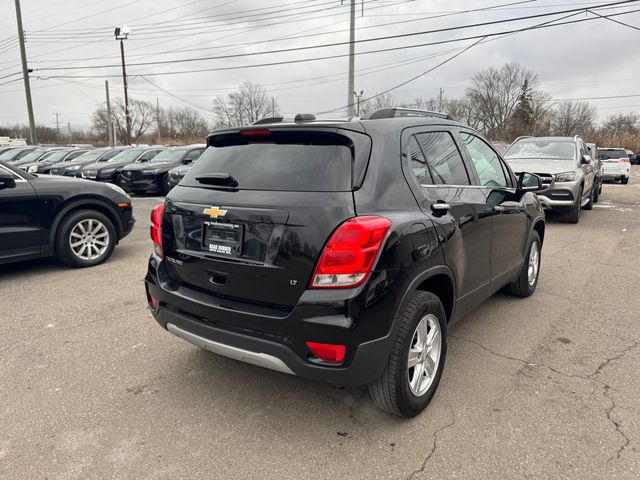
[460,132,508,187]
[415,131,470,185]
[67,151,85,160]
[140,150,158,161]
[0,165,18,179]
[408,135,433,185]
[184,149,204,162]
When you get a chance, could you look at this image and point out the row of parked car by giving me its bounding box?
[498,136,632,223]
[0,144,205,195]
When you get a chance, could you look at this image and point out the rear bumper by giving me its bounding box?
[145,255,395,386]
[119,174,162,193]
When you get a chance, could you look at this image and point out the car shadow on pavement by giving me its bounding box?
[0,257,65,278]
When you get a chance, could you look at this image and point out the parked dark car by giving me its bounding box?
[11,147,68,169]
[49,148,126,177]
[80,147,164,183]
[0,160,134,267]
[21,148,90,174]
[625,150,637,165]
[0,146,37,164]
[166,163,193,191]
[119,145,205,195]
[144,109,546,417]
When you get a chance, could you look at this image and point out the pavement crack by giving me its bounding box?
[452,335,637,464]
[407,409,456,480]
[589,339,639,379]
[450,335,595,384]
[603,385,630,463]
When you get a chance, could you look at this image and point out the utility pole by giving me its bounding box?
[105,80,114,147]
[115,26,132,145]
[14,0,37,144]
[54,112,60,141]
[354,90,364,117]
[438,88,444,111]
[346,0,356,118]
[271,97,275,117]
[156,97,160,144]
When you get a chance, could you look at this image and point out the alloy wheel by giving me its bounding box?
[69,219,110,261]
[528,241,540,286]
[407,314,442,397]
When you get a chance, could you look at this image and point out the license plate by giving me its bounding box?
[203,221,243,256]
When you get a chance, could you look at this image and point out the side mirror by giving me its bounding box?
[517,172,544,193]
[581,155,592,165]
[0,172,16,189]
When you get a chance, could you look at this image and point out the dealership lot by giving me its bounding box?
[1,169,639,479]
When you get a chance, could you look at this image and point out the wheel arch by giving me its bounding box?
[394,266,457,325]
[533,218,545,246]
[47,198,124,253]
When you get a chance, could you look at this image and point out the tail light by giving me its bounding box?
[305,342,346,363]
[621,158,630,163]
[150,203,164,258]
[310,216,391,289]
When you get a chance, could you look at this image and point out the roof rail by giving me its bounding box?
[513,136,533,143]
[253,117,284,125]
[367,108,454,121]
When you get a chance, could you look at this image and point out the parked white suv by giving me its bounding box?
[598,148,631,184]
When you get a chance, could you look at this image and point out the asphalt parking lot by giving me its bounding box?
[1,168,639,480]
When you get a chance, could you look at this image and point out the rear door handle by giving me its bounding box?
[431,202,451,215]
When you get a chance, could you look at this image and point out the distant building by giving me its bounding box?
[0,137,28,147]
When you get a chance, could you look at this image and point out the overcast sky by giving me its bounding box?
[1,0,640,131]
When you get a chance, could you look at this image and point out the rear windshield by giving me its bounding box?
[598,149,627,159]
[505,140,575,160]
[183,132,353,192]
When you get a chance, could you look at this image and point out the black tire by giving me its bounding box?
[621,176,629,185]
[162,174,171,196]
[593,182,599,203]
[504,231,541,298]
[561,189,581,224]
[583,186,594,210]
[55,209,117,268]
[369,291,447,417]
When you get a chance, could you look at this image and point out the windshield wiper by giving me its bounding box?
[195,173,239,187]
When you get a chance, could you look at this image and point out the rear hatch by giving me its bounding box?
[162,126,371,310]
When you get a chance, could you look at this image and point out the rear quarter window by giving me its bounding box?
[183,131,356,192]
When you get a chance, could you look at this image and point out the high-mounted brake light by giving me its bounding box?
[310,216,392,289]
[150,203,164,258]
[240,129,272,137]
[305,342,346,363]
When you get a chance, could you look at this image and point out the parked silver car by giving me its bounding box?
[505,136,597,223]
[586,142,603,202]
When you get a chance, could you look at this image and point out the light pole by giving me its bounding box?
[114,26,132,146]
[354,90,364,117]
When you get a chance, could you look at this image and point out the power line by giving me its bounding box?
[32,5,640,79]
[29,0,534,65]
[32,0,640,73]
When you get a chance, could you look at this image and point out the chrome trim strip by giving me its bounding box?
[167,323,296,376]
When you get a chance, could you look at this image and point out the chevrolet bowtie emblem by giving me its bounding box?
[203,206,228,219]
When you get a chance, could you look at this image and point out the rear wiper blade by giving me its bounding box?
[195,173,239,187]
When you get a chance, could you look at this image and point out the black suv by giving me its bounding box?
[119,145,205,195]
[145,109,546,417]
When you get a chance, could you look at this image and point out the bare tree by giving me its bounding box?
[213,82,277,128]
[359,92,399,118]
[599,112,640,136]
[466,61,540,138]
[92,97,155,143]
[550,100,597,136]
